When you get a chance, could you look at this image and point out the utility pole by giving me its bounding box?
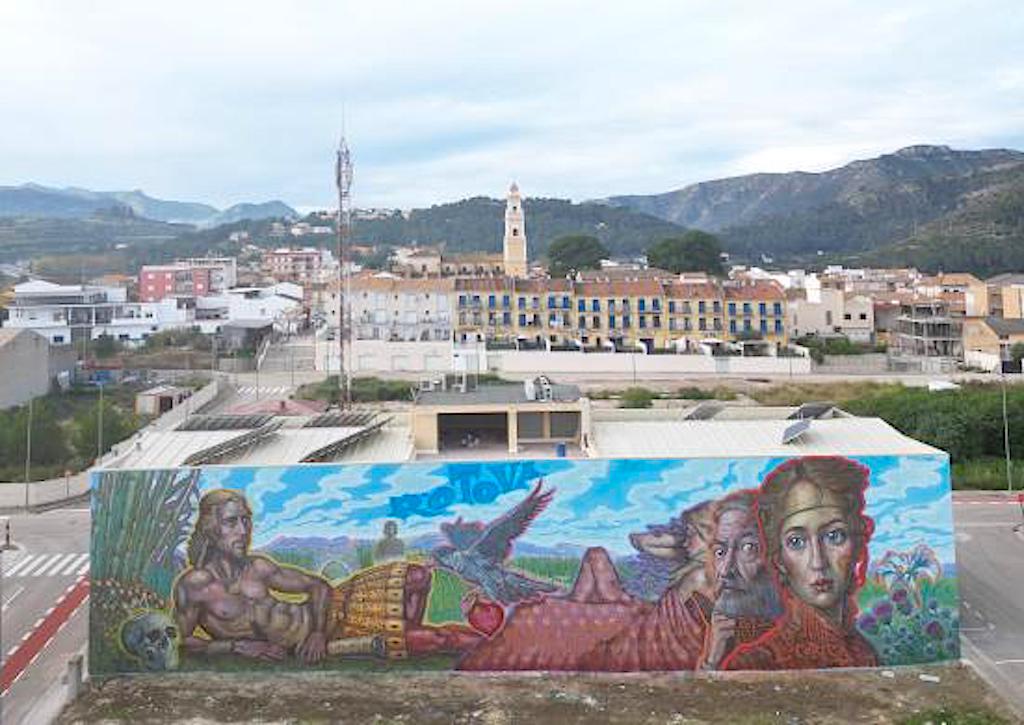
[335,131,354,409]
[1002,368,1013,491]
[24,397,33,498]
[97,382,104,462]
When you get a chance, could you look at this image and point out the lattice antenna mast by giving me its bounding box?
[335,133,354,409]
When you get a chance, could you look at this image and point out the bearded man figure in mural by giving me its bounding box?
[587,489,782,670]
[723,456,878,670]
[173,489,482,664]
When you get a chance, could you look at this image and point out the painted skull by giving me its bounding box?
[120,611,180,671]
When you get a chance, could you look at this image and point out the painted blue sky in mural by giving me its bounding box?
[193,454,954,566]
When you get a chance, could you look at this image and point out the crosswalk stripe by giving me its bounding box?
[76,559,91,575]
[4,554,39,577]
[17,554,57,577]
[37,553,76,577]
[59,553,90,577]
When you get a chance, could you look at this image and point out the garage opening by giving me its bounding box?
[439,412,508,451]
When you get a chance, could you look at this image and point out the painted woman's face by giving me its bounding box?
[778,480,854,614]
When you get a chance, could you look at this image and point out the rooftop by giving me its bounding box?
[982,316,1024,337]
[414,381,582,407]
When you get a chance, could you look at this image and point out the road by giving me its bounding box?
[1,508,91,725]
[954,493,1024,715]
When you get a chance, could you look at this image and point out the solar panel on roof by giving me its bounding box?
[781,418,811,444]
[684,402,723,421]
[787,402,835,420]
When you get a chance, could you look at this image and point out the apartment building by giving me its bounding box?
[7,279,191,344]
[263,247,324,284]
[138,257,237,302]
[974,273,1024,319]
[787,285,875,343]
[893,299,963,359]
[452,277,787,352]
[318,274,454,341]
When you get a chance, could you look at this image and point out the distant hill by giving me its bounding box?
[349,196,686,259]
[603,145,1024,265]
[0,183,297,226]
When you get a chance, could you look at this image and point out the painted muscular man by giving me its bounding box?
[174,489,482,664]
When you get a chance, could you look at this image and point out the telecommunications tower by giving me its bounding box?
[335,133,353,408]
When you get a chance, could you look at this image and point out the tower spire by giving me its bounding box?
[503,181,527,277]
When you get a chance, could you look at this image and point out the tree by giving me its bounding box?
[1011,342,1024,364]
[6,399,68,467]
[93,334,121,359]
[72,400,135,462]
[646,231,725,276]
[619,387,655,409]
[546,234,609,277]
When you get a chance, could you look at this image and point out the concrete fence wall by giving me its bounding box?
[0,472,90,510]
[815,353,890,375]
[491,350,812,376]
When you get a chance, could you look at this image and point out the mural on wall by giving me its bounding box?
[90,454,959,674]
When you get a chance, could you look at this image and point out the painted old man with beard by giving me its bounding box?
[582,490,782,671]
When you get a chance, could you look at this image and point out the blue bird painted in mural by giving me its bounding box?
[432,480,559,605]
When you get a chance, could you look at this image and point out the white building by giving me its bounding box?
[331,274,454,341]
[787,278,875,343]
[195,284,304,335]
[6,280,192,345]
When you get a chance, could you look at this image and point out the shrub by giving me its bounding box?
[619,387,655,408]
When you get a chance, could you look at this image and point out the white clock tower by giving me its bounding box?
[503,182,528,277]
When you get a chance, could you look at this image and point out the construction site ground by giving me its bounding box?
[59,662,1018,724]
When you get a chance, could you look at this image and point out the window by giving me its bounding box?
[488,294,496,308]
[519,314,527,326]
[759,302,767,315]
[503,312,511,325]
[502,294,510,307]
[775,319,783,333]
[53,335,65,344]
[512,228,518,236]
[728,302,736,316]
[652,298,661,311]
[547,296,556,308]
[760,319,768,333]
[638,298,646,312]
[562,295,570,309]
[744,319,752,331]
[518,296,526,310]
[472,295,480,305]
[714,318,722,330]
[653,315,661,328]
[608,299,616,312]
[698,317,706,331]
[859,312,868,320]
[826,310,833,325]
[623,315,631,329]
[730,319,737,333]
[743,303,752,315]
[608,316,616,329]
[592,299,600,312]
[669,300,676,313]
[639,316,647,329]
[773,302,782,315]
[713,300,722,314]
[532,297,540,309]
[578,299,586,312]
[592,316,600,328]
[578,316,586,329]
[699,300,706,314]
[844,313,851,321]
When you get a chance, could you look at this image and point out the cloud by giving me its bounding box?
[0,0,1021,208]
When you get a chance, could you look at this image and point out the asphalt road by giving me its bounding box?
[953,493,1024,716]
[1,508,91,725]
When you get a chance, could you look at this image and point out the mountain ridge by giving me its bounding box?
[0,183,298,226]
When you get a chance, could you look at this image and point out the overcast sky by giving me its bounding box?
[2,1,1022,210]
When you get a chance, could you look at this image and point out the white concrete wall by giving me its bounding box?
[0,472,90,509]
[491,351,811,376]
[965,349,1001,372]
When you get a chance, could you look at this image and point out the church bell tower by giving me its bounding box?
[503,182,528,277]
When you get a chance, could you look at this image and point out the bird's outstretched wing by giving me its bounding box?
[469,480,554,564]
[440,517,486,551]
[493,569,560,604]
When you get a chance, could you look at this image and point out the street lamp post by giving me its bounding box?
[97,382,104,462]
[24,397,33,508]
[1002,369,1013,492]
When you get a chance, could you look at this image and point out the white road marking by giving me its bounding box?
[2,585,25,612]
[15,554,56,577]
[994,659,1024,665]
[3,555,39,577]
[58,553,90,576]
[76,559,91,575]
[35,553,76,577]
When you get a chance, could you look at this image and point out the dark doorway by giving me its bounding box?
[438,412,508,451]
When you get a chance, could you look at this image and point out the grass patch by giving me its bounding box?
[296,376,414,404]
[749,381,905,406]
[952,458,1024,491]
[897,708,1010,725]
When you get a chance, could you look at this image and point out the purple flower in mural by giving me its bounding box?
[857,613,878,633]
[873,601,894,623]
[925,620,944,640]
[891,588,909,604]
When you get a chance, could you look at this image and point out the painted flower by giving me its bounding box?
[873,601,894,623]
[857,613,878,633]
[891,588,909,604]
[925,620,944,640]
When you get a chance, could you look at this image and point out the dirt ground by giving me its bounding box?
[59,663,1018,724]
